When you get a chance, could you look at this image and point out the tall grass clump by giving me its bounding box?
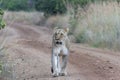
[47,1,120,51]
[73,2,120,50]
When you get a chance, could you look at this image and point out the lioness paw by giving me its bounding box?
[52,72,59,77]
[59,72,67,76]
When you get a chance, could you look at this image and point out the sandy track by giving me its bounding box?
[1,23,120,80]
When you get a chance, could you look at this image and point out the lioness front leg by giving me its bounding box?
[57,56,61,74]
[60,55,68,76]
[51,54,59,77]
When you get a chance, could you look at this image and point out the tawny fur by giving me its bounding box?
[51,27,70,77]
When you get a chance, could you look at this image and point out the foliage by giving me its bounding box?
[0,8,5,76]
[35,0,95,16]
[0,61,2,74]
[1,0,120,16]
[1,0,34,11]
[0,0,95,15]
[75,31,87,43]
[68,0,94,8]
[0,9,5,30]
[35,0,67,16]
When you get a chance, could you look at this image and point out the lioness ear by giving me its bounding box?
[53,27,58,33]
[64,27,69,33]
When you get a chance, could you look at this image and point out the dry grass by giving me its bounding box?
[73,2,120,50]
[46,2,120,51]
[3,11,44,25]
[2,2,120,51]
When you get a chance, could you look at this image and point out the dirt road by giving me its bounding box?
[1,23,120,80]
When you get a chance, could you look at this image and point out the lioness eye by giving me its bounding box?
[55,33,57,35]
[61,33,63,35]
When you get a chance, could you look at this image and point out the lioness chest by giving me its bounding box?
[53,45,68,56]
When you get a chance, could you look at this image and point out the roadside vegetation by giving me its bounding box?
[0,8,6,78]
[1,0,120,51]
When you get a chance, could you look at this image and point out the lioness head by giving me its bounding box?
[53,27,69,45]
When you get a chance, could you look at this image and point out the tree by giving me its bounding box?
[35,0,67,16]
[1,0,32,11]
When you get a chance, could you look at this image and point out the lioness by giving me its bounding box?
[51,27,70,77]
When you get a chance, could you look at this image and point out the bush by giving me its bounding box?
[35,0,95,16]
[0,0,95,15]
[69,0,94,8]
[0,61,2,74]
[75,31,88,43]
[0,9,5,77]
[1,0,34,11]
[0,9,5,30]
[73,2,120,50]
[35,0,67,16]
